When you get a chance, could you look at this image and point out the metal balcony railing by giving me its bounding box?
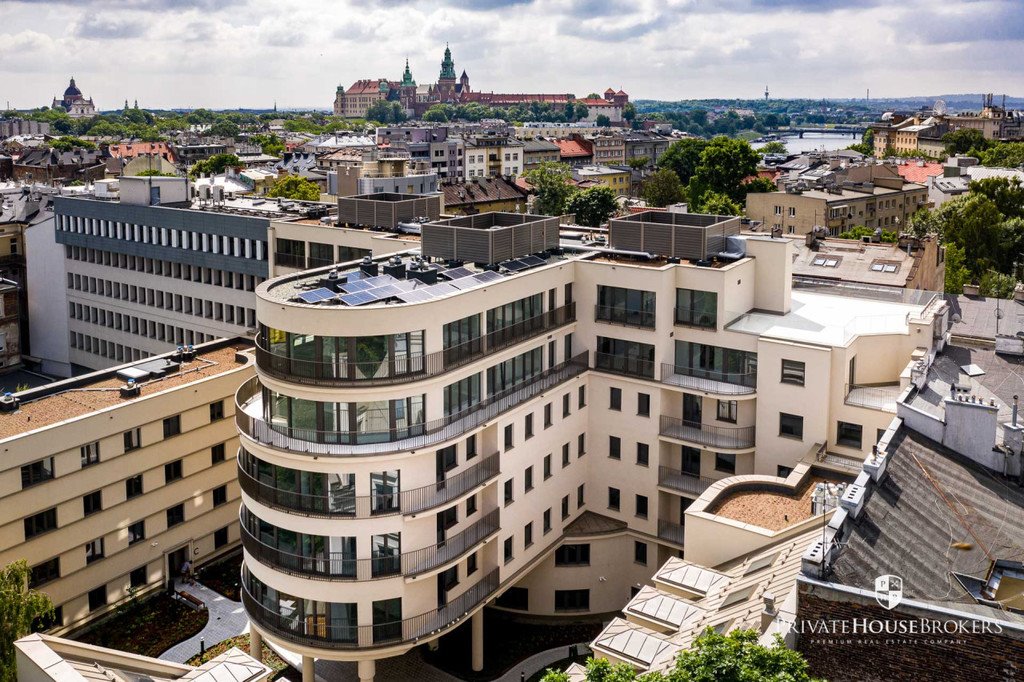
[242,568,499,649]
[237,451,500,518]
[673,306,717,330]
[844,383,901,413]
[660,364,756,395]
[593,352,655,379]
[657,520,685,546]
[659,416,755,450]
[240,508,499,581]
[237,352,589,456]
[254,303,575,387]
[594,305,657,329]
[657,467,716,497]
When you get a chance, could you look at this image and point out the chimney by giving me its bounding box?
[760,592,778,633]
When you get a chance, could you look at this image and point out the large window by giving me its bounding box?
[837,421,863,449]
[265,390,425,444]
[596,337,655,378]
[264,326,426,382]
[21,458,54,489]
[443,374,480,416]
[443,314,481,358]
[29,558,59,588]
[242,450,357,515]
[779,413,804,440]
[24,508,57,539]
[487,347,543,396]
[275,238,305,268]
[555,544,591,566]
[596,286,656,328]
[554,589,590,612]
[487,294,543,333]
[781,359,805,386]
[675,288,717,328]
[243,508,357,577]
[674,341,757,387]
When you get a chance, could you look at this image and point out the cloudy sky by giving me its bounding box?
[0,0,1020,110]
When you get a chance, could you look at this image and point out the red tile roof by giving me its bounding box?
[554,139,592,158]
[604,88,616,94]
[895,162,943,184]
[577,98,616,107]
[108,142,177,162]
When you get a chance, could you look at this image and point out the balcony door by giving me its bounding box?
[683,394,702,427]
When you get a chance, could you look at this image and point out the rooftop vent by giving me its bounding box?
[383,255,406,280]
[0,392,18,413]
[359,254,379,277]
[120,378,141,399]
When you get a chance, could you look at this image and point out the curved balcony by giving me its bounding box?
[236,352,589,457]
[238,451,500,519]
[242,568,499,649]
[659,416,755,450]
[660,364,756,396]
[657,467,716,497]
[240,508,499,581]
[254,303,576,387]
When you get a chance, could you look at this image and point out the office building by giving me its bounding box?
[0,338,254,635]
[235,208,947,680]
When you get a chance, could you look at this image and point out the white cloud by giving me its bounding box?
[0,0,1019,109]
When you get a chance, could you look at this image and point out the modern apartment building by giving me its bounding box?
[0,338,254,635]
[463,135,524,178]
[235,208,946,680]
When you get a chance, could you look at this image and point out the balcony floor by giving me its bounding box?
[661,372,755,396]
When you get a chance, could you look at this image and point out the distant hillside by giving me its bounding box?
[635,94,1023,113]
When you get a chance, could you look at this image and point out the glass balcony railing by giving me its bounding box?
[240,508,499,581]
[238,451,500,518]
[242,567,499,649]
[594,305,657,329]
[255,303,575,387]
[237,352,590,456]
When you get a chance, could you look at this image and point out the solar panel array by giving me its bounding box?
[295,257,546,307]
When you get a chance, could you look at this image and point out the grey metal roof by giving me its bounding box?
[830,427,1024,611]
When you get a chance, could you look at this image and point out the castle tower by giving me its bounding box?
[400,59,418,113]
[437,44,457,100]
[459,69,470,94]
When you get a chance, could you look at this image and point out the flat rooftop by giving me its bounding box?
[709,477,835,531]
[727,290,927,346]
[946,294,1024,340]
[0,341,251,440]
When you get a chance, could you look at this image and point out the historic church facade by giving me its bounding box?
[51,78,97,119]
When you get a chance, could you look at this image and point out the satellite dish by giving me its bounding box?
[933,99,947,116]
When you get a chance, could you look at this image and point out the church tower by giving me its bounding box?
[399,58,417,113]
[437,44,457,100]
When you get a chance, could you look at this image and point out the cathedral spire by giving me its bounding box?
[401,57,416,87]
[439,43,456,81]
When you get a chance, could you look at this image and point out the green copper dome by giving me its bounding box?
[439,44,456,80]
[401,58,416,87]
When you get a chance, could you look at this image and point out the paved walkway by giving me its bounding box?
[492,642,591,682]
[160,579,250,664]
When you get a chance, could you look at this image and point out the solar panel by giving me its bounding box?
[441,267,474,281]
[368,284,402,299]
[297,288,336,304]
[501,260,529,272]
[424,282,460,297]
[472,270,504,285]
[339,279,374,293]
[361,274,400,288]
[392,280,417,292]
[340,291,376,306]
[450,276,481,290]
[397,289,434,303]
[520,255,546,268]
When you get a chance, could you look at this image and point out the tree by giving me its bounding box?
[250,133,284,157]
[49,136,96,151]
[596,114,611,127]
[657,138,707,186]
[566,186,619,227]
[267,175,321,201]
[641,168,685,207]
[209,120,240,138]
[627,156,651,171]
[943,242,972,294]
[687,136,760,205]
[524,162,575,216]
[188,153,241,178]
[694,190,742,216]
[623,102,637,124]
[671,628,822,681]
[1,560,55,682]
[756,141,787,155]
[979,269,1016,298]
[977,142,1024,168]
[540,629,821,682]
[574,103,589,122]
[837,225,897,242]
[969,176,1024,219]
[942,128,989,156]
[740,176,777,197]
[422,105,451,123]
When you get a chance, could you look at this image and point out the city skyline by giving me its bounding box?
[1,0,1022,110]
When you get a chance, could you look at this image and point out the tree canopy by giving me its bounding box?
[942,128,989,156]
[566,186,619,227]
[267,175,321,201]
[49,136,96,151]
[524,162,575,216]
[686,136,760,205]
[1,560,55,682]
[541,629,822,682]
[641,168,685,208]
[188,153,241,178]
[756,141,787,155]
[657,138,708,186]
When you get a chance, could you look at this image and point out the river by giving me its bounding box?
[780,132,862,155]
